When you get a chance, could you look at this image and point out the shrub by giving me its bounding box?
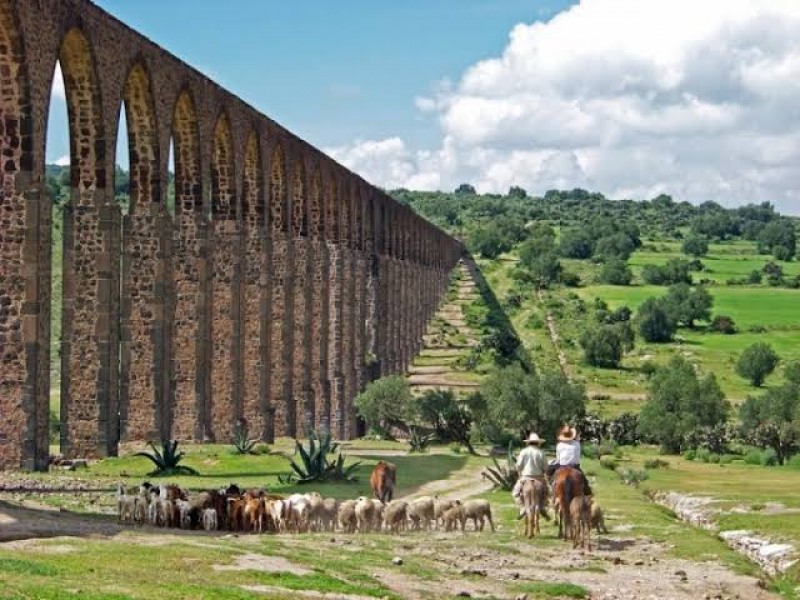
[582,443,601,460]
[682,235,709,257]
[407,427,434,453]
[280,430,360,484]
[560,271,582,287]
[599,440,619,457]
[683,448,697,461]
[526,313,545,329]
[760,448,779,466]
[232,418,259,455]
[354,376,415,437]
[580,326,624,368]
[743,450,763,465]
[607,412,640,446]
[599,259,633,286]
[643,458,670,470]
[617,467,649,487]
[707,453,721,464]
[600,457,618,471]
[482,442,519,491]
[636,298,677,343]
[696,448,711,463]
[736,343,780,387]
[710,315,737,335]
[786,455,800,469]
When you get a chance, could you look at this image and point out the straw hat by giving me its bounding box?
[525,432,543,445]
[557,425,578,442]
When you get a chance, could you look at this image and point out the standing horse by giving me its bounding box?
[521,478,547,538]
[370,461,397,503]
[552,468,585,541]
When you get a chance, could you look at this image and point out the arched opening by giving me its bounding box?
[242,132,265,438]
[56,28,108,458]
[209,112,237,441]
[45,59,69,455]
[118,61,162,442]
[169,91,202,441]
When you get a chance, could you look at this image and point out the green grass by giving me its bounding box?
[514,581,589,598]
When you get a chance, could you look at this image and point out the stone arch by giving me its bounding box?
[241,130,266,437]
[268,142,291,435]
[56,26,113,458]
[211,112,235,220]
[208,109,239,441]
[291,153,311,434]
[324,172,339,244]
[292,156,307,237]
[270,144,286,233]
[168,88,204,441]
[0,0,46,471]
[118,59,164,442]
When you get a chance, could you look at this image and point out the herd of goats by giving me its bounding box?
[115,481,495,537]
[115,462,608,550]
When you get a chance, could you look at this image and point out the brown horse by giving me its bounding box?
[370,460,397,503]
[552,467,585,541]
[521,478,548,538]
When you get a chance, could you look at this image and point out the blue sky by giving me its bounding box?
[47,0,574,164]
[47,1,800,214]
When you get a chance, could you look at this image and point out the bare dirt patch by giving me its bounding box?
[214,553,311,575]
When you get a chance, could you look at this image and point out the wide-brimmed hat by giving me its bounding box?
[525,433,543,445]
[557,425,578,442]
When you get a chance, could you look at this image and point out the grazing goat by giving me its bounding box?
[407,496,435,531]
[175,499,192,529]
[589,498,608,534]
[433,497,457,530]
[338,500,357,534]
[318,498,339,532]
[442,503,466,532]
[244,493,266,533]
[159,498,175,528]
[569,495,593,550]
[117,484,136,525]
[355,497,376,533]
[202,508,218,531]
[383,500,408,534]
[462,499,495,532]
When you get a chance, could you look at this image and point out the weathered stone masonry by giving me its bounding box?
[0,0,461,471]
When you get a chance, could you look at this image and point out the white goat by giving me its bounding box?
[116,484,136,525]
[202,508,218,531]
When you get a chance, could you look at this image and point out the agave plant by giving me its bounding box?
[232,418,258,455]
[407,426,434,453]
[280,430,360,484]
[482,441,518,491]
[134,440,198,476]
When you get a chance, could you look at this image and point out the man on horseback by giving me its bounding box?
[546,425,592,496]
[512,433,549,519]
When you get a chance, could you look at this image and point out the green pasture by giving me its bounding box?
[4,445,795,599]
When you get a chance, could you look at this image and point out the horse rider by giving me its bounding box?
[512,432,549,519]
[546,424,593,496]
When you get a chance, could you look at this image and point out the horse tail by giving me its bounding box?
[564,473,573,509]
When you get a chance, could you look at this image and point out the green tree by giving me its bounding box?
[468,223,512,259]
[598,259,633,285]
[455,183,477,195]
[559,229,595,259]
[641,259,693,286]
[354,376,415,437]
[594,233,636,261]
[519,234,561,287]
[579,326,623,368]
[476,364,586,442]
[739,369,800,464]
[682,235,709,257]
[415,389,476,454]
[664,283,713,328]
[758,219,796,260]
[639,357,729,453]
[508,185,527,199]
[736,343,780,387]
[636,297,677,343]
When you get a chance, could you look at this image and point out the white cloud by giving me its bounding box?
[55,154,70,167]
[329,0,800,214]
[51,62,65,99]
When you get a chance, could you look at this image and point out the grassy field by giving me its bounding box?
[3,444,796,599]
[480,239,800,403]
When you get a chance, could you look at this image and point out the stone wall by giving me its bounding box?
[0,0,462,471]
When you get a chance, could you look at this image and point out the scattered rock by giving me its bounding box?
[515,595,528,600]
[460,568,487,577]
[391,556,403,566]
[634,559,645,566]
[455,593,471,598]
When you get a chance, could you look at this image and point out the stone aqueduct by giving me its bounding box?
[0,0,461,471]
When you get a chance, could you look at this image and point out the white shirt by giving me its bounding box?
[516,446,546,478]
[555,440,581,466]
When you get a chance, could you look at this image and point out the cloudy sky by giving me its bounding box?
[49,0,800,214]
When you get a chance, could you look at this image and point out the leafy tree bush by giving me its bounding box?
[508,185,527,199]
[354,376,415,437]
[595,233,636,261]
[758,219,796,260]
[638,357,729,453]
[468,222,513,259]
[455,183,477,195]
[746,270,763,284]
[559,270,581,287]
[559,228,595,259]
[682,235,709,257]
[599,259,633,285]
[579,326,624,368]
[710,315,737,334]
[739,371,800,464]
[663,283,713,328]
[640,259,693,286]
[736,342,780,387]
[636,298,677,343]
[474,364,586,442]
[415,389,476,453]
